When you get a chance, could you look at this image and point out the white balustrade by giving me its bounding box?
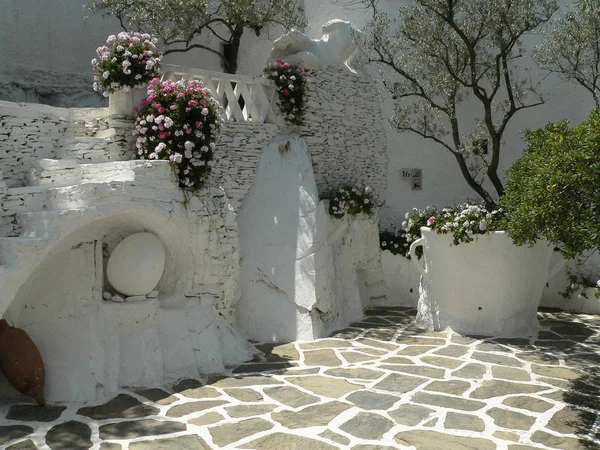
[161,64,280,125]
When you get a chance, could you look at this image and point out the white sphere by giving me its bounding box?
[106,232,166,296]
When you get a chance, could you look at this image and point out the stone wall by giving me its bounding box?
[298,67,388,203]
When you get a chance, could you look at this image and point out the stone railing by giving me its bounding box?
[161,65,280,125]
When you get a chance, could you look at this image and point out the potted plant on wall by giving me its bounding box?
[359,0,561,335]
[92,31,162,117]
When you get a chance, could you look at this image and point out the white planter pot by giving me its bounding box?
[409,227,560,337]
[108,87,147,117]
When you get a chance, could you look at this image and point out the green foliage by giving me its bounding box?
[534,0,600,107]
[87,0,306,73]
[379,229,411,257]
[502,109,600,259]
[359,0,558,208]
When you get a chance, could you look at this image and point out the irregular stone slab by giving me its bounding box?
[263,386,319,408]
[256,343,300,362]
[381,356,414,364]
[398,336,446,346]
[135,388,178,405]
[477,342,512,353]
[179,386,221,399]
[340,412,394,440]
[395,430,495,450]
[166,400,228,418]
[380,364,445,379]
[421,356,462,369]
[531,431,585,450]
[397,346,436,356]
[537,376,571,389]
[433,345,469,357]
[502,396,553,413]
[303,349,342,367]
[224,388,263,402]
[444,412,485,432]
[129,435,210,449]
[363,316,396,325]
[541,390,565,402]
[388,404,435,426]
[346,390,400,410]
[493,431,520,442]
[232,362,296,373]
[551,324,594,337]
[472,351,522,367]
[319,430,350,445]
[286,376,363,398]
[99,419,186,440]
[280,367,321,375]
[451,335,482,345]
[272,401,350,428]
[7,440,38,450]
[77,394,158,420]
[209,418,274,446]
[423,417,438,427]
[245,432,337,449]
[508,445,545,450]
[211,375,282,388]
[374,373,427,393]
[300,339,353,350]
[493,338,533,349]
[324,367,384,380]
[546,406,597,435]
[357,347,388,356]
[452,363,486,379]
[412,392,486,411]
[328,328,364,339]
[7,405,66,422]
[225,404,277,418]
[424,380,471,395]
[0,426,34,446]
[518,352,560,365]
[487,407,536,430]
[492,366,531,381]
[356,338,398,351]
[341,352,380,363]
[470,380,545,399]
[189,412,225,426]
[172,379,203,392]
[363,328,397,341]
[46,421,92,450]
[351,446,399,450]
[531,364,581,380]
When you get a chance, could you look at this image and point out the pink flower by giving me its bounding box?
[302,71,308,77]
[177,93,185,98]
[170,104,177,110]
[186,128,192,134]
[199,99,206,105]
[188,99,198,106]
[159,132,170,139]
[283,89,289,96]
[185,107,191,112]
[435,228,440,233]
[427,216,436,226]
[158,107,166,113]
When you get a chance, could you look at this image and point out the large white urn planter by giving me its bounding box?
[108,87,146,117]
[409,227,561,337]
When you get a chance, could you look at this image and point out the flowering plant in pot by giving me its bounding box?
[133,77,222,192]
[92,31,162,116]
[323,184,377,219]
[263,59,308,125]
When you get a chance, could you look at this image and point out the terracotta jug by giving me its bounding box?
[0,320,46,405]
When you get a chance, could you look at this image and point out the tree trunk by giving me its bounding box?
[223,25,243,74]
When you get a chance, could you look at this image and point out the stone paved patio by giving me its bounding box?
[1,307,600,449]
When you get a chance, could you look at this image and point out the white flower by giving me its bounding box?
[91,58,97,65]
[155,142,166,152]
[170,153,183,163]
[364,198,370,204]
[382,241,387,247]
[479,219,487,231]
[116,45,124,52]
[184,141,195,151]
[102,71,110,79]
[201,108,209,116]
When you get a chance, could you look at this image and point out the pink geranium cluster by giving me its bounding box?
[133,78,222,191]
[263,59,308,125]
[92,32,161,97]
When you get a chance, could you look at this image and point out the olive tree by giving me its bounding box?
[534,0,600,107]
[87,0,307,74]
[355,0,558,209]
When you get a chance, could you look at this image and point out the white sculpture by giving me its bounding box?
[269,19,363,72]
[106,232,166,297]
